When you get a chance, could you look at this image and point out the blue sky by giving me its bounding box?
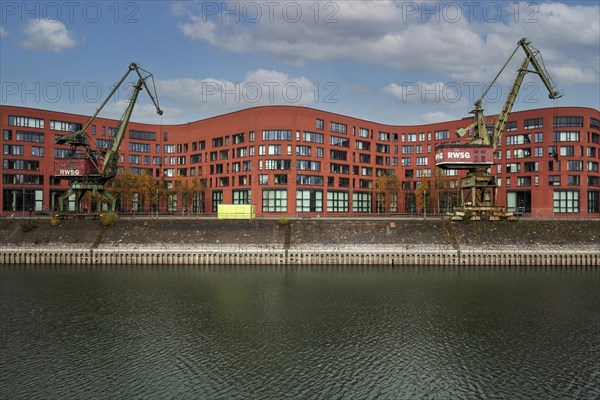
[1,1,598,126]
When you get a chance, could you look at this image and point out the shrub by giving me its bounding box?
[278,217,289,226]
[100,212,119,226]
[50,216,60,226]
[21,220,38,232]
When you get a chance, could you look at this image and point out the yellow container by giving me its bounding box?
[217,204,256,220]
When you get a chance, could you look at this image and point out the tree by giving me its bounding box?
[415,176,430,214]
[375,171,400,213]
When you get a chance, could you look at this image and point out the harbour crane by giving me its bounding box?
[54,63,163,213]
[435,38,562,220]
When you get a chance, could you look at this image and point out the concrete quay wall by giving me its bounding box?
[1,246,598,267]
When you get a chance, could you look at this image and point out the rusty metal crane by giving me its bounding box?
[435,38,562,220]
[54,63,162,213]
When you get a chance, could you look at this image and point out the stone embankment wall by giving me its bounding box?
[1,246,598,266]
[1,218,598,266]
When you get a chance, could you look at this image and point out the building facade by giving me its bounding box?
[1,105,599,218]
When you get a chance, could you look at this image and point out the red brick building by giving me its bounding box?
[1,104,599,218]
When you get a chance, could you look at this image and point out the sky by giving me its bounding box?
[1,0,599,126]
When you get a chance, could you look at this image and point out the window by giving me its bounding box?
[259,174,268,185]
[316,119,324,130]
[407,133,417,142]
[359,128,369,138]
[587,161,599,172]
[355,140,370,151]
[352,192,371,213]
[506,163,520,173]
[401,145,414,154]
[506,121,517,131]
[330,163,349,174]
[316,148,324,158]
[233,190,251,205]
[524,118,543,129]
[401,158,411,166]
[567,160,583,171]
[554,190,579,213]
[534,132,543,143]
[534,147,544,157]
[359,154,371,163]
[211,191,222,212]
[3,129,12,140]
[268,145,282,155]
[296,174,323,185]
[327,191,349,212]
[591,118,600,130]
[129,130,156,141]
[164,144,175,153]
[8,116,44,128]
[376,144,390,153]
[330,122,347,134]
[513,148,531,158]
[262,189,287,212]
[554,116,583,127]
[435,130,449,140]
[588,191,599,213]
[559,146,574,156]
[3,159,39,170]
[517,177,531,187]
[296,160,321,172]
[263,130,292,141]
[129,142,151,153]
[129,155,142,164]
[524,162,538,172]
[506,135,531,145]
[330,150,347,160]
[296,145,311,156]
[265,159,291,170]
[16,131,44,143]
[31,146,44,157]
[330,136,350,147]
[549,175,561,186]
[50,120,82,132]
[567,175,580,186]
[378,132,390,141]
[296,190,323,212]
[303,131,324,144]
[233,133,245,144]
[416,157,428,166]
[554,131,580,142]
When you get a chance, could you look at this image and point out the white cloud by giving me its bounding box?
[175,1,599,85]
[156,69,321,115]
[20,19,77,52]
[421,111,457,124]
[0,26,8,38]
[75,100,182,125]
[382,82,466,108]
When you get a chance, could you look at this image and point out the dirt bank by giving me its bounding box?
[1,218,598,251]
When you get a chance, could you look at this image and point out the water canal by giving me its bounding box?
[1,265,598,399]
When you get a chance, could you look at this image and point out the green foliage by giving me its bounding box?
[21,220,38,232]
[278,217,290,226]
[463,210,474,220]
[100,212,119,226]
